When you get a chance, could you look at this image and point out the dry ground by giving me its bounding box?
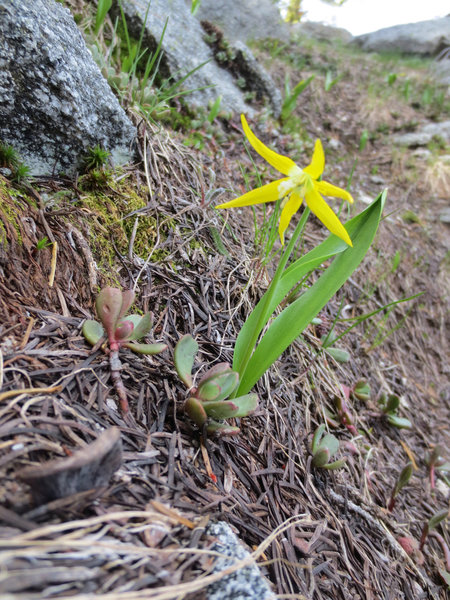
[0,19,449,600]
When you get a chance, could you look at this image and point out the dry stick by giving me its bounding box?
[48,240,58,287]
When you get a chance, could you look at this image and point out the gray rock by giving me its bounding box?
[294,21,352,44]
[0,0,136,176]
[205,522,274,600]
[439,207,450,223]
[192,0,289,43]
[353,16,450,57]
[392,120,450,147]
[116,0,251,115]
[432,47,450,86]
[229,41,283,118]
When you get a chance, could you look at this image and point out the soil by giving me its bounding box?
[0,17,449,600]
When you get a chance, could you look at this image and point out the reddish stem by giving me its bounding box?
[428,531,450,571]
[109,350,129,415]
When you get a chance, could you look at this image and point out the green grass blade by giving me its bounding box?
[235,191,386,394]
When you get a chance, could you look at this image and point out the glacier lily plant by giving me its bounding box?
[216,115,385,396]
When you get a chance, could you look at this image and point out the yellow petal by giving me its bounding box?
[305,187,353,247]
[278,191,303,245]
[303,139,325,179]
[216,178,290,209]
[316,180,353,203]
[241,115,297,176]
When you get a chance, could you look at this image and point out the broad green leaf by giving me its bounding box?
[325,347,350,362]
[394,463,413,495]
[82,320,104,346]
[124,342,167,355]
[312,447,330,468]
[174,334,198,388]
[235,192,386,395]
[320,433,339,457]
[202,400,239,419]
[387,414,412,429]
[232,393,258,417]
[197,371,239,402]
[185,397,207,427]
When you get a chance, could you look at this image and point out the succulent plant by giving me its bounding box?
[311,425,346,470]
[174,334,258,437]
[82,287,167,356]
[82,287,167,416]
[378,392,412,429]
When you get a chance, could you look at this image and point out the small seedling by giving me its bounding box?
[174,334,258,437]
[35,237,52,251]
[81,145,111,171]
[82,287,167,415]
[281,74,315,124]
[387,462,412,511]
[378,393,412,429]
[324,70,342,92]
[311,425,346,470]
[419,509,449,576]
[426,445,449,489]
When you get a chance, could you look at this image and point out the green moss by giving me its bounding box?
[0,178,32,246]
[74,179,167,268]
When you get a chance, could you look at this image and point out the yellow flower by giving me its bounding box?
[216,115,354,247]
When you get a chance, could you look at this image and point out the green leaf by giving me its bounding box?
[386,414,412,429]
[311,424,326,453]
[185,397,207,427]
[203,400,240,420]
[312,447,330,468]
[231,393,258,417]
[385,394,400,413]
[94,0,113,35]
[82,320,104,346]
[428,508,448,530]
[325,347,350,362]
[437,568,450,588]
[197,371,239,402]
[174,335,198,388]
[235,192,386,395]
[206,421,241,436]
[124,342,167,355]
[353,379,371,401]
[320,433,340,458]
[322,458,347,470]
[394,463,413,496]
[124,312,153,341]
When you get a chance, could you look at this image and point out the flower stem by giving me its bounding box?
[235,208,311,388]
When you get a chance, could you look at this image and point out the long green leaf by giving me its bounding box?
[233,194,384,374]
[236,191,386,394]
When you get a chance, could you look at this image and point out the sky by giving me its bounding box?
[279,0,449,36]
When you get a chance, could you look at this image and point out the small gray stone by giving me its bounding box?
[205,522,274,600]
[353,16,450,57]
[439,207,450,223]
[392,120,450,147]
[0,0,136,176]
